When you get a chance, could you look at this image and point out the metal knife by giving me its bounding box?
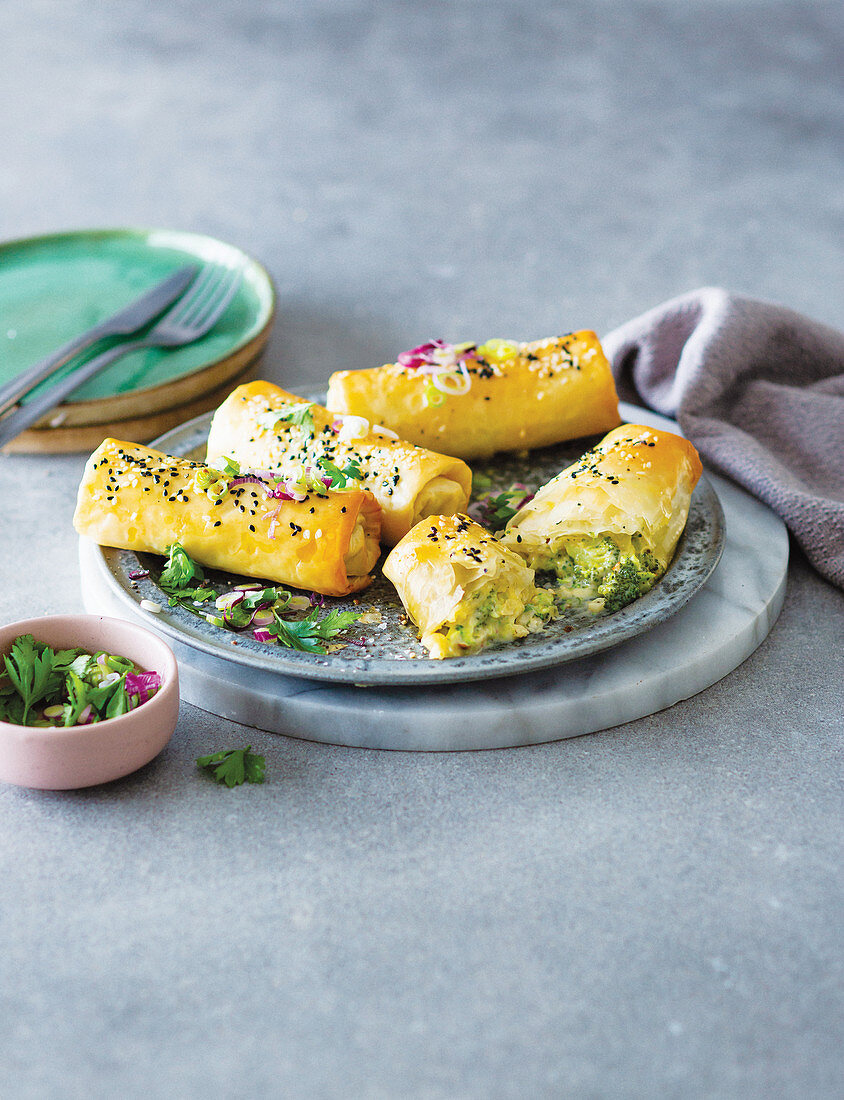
[0,264,198,420]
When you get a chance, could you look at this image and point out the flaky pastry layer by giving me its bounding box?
[73,438,381,596]
[326,332,621,459]
[205,380,471,545]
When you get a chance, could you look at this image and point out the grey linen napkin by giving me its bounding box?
[601,287,844,589]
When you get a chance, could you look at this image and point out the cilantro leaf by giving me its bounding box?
[0,635,160,728]
[258,402,315,434]
[486,491,522,526]
[268,607,361,653]
[159,543,205,592]
[3,634,59,724]
[221,456,241,478]
[164,586,217,610]
[196,746,266,787]
[316,457,364,488]
[470,483,535,529]
[51,648,83,671]
[105,682,132,719]
[313,607,363,639]
[266,615,323,653]
[0,692,24,725]
[62,669,89,727]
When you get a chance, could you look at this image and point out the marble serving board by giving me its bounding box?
[79,404,789,750]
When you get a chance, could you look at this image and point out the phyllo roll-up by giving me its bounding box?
[205,380,472,546]
[383,514,555,659]
[500,424,703,611]
[73,438,381,596]
[326,332,621,460]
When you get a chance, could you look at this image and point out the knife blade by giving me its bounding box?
[0,264,198,419]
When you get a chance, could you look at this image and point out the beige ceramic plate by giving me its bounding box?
[2,363,257,454]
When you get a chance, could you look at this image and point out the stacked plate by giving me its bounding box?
[0,228,276,453]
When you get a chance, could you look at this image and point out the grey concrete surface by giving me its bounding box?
[0,2,842,1097]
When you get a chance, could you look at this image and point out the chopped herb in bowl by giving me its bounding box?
[0,633,162,728]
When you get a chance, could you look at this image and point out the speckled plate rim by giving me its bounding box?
[0,227,276,412]
[82,402,726,687]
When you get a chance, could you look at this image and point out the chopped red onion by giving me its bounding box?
[397,339,448,368]
[124,670,163,706]
[266,506,281,538]
[228,474,268,489]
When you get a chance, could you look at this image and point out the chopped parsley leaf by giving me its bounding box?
[159,542,205,591]
[316,457,364,488]
[196,746,266,787]
[268,607,361,653]
[257,402,315,433]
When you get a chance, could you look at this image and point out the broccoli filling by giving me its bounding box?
[536,534,663,613]
[439,582,555,654]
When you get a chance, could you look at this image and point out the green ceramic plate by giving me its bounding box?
[0,228,275,405]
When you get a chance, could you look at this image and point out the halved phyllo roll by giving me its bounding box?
[326,332,621,460]
[205,380,472,546]
[73,438,381,596]
[383,514,556,659]
[500,424,703,612]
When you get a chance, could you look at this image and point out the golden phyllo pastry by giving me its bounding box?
[500,424,703,612]
[205,381,472,546]
[326,332,621,460]
[383,514,555,659]
[73,438,381,596]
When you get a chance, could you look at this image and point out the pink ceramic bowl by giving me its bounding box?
[0,614,179,790]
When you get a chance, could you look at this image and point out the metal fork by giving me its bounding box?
[0,264,243,449]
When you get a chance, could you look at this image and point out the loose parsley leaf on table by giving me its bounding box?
[196,746,266,787]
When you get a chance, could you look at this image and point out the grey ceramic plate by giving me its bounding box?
[89,401,725,687]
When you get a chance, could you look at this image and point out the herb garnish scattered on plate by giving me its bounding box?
[467,475,535,528]
[155,542,361,653]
